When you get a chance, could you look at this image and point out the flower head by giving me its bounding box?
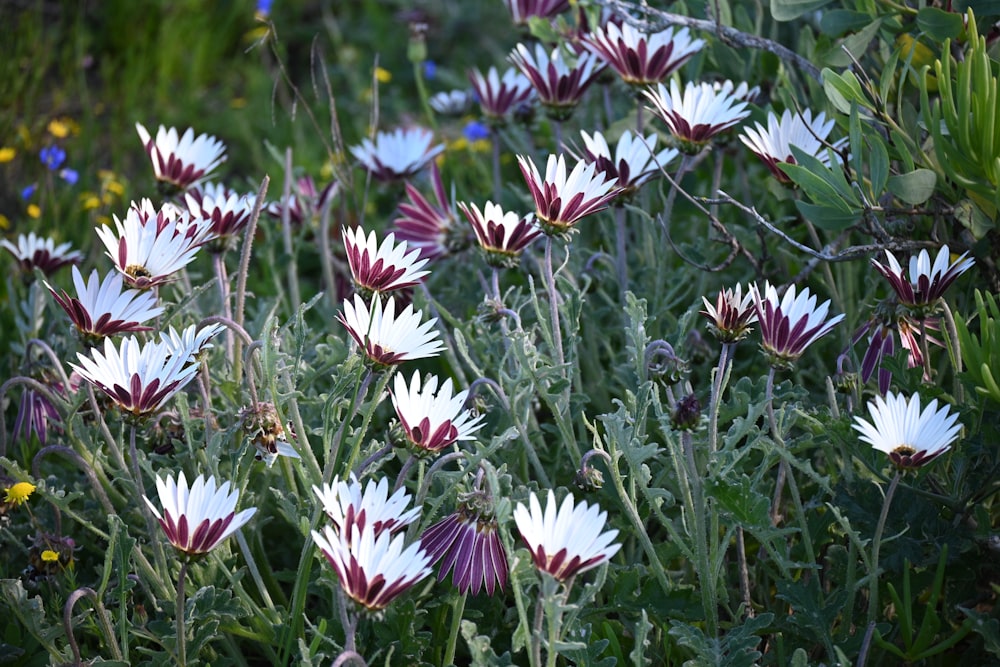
[739,109,843,182]
[144,471,256,556]
[265,177,339,227]
[392,162,463,261]
[4,482,36,506]
[581,23,704,85]
[578,129,678,196]
[45,266,163,340]
[871,245,974,315]
[14,383,63,446]
[96,200,209,289]
[313,475,420,542]
[421,488,507,596]
[513,490,621,581]
[312,523,432,613]
[460,201,541,267]
[40,145,67,171]
[159,322,225,361]
[185,185,256,253]
[645,80,751,151]
[429,89,472,116]
[517,153,620,234]
[338,294,445,366]
[70,335,200,418]
[750,281,844,368]
[509,43,604,120]
[1,232,83,276]
[136,123,227,192]
[391,371,485,454]
[240,402,301,467]
[853,392,962,469]
[350,127,444,181]
[468,66,536,125]
[503,0,570,25]
[701,283,758,343]
[343,227,430,294]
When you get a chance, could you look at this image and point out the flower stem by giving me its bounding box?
[766,367,787,525]
[543,236,565,369]
[177,559,189,667]
[867,470,901,628]
[614,206,628,305]
[212,252,234,363]
[234,176,269,386]
[130,425,167,578]
[325,368,374,483]
[280,148,302,314]
[491,128,502,202]
[443,593,467,666]
[708,342,733,454]
[343,370,393,474]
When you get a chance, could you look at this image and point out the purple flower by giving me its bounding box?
[463,121,491,142]
[40,146,66,171]
[750,281,845,369]
[59,168,79,185]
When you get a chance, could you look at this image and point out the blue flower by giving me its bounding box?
[21,184,37,200]
[40,146,66,171]
[423,60,437,80]
[463,121,490,142]
[256,0,273,16]
[60,168,79,185]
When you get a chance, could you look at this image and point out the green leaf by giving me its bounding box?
[795,201,861,230]
[668,614,774,667]
[954,198,995,238]
[823,68,870,113]
[870,135,890,196]
[826,20,884,66]
[820,9,874,36]
[917,7,964,40]
[770,0,833,21]
[887,168,937,204]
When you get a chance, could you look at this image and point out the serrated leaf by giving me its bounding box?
[888,169,937,204]
[461,620,516,666]
[668,614,774,667]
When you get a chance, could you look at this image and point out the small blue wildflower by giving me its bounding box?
[463,121,491,142]
[256,0,273,16]
[21,184,37,200]
[60,168,79,185]
[40,145,66,171]
[423,60,437,80]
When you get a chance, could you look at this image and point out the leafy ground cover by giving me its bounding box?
[2,0,1000,665]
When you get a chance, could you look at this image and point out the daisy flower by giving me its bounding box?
[468,66,536,125]
[144,471,256,556]
[581,22,705,85]
[853,392,962,469]
[45,266,163,340]
[517,153,620,234]
[338,294,445,366]
[509,43,604,120]
[459,201,541,267]
[645,80,752,151]
[429,89,472,116]
[136,123,227,192]
[185,185,255,252]
[701,283,758,343]
[349,127,444,181]
[393,163,463,261]
[159,322,225,360]
[70,335,200,418]
[578,129,678,197]
[750,281,845,368]
[871,245,974,315]
[312,475,421,542]
[311,522,432,613]
[513,490,621,581]
[1,232,83,276]
[503,0,570,26]
[343,227,430,294]
[391,371,485,454]
[739,109,843,182]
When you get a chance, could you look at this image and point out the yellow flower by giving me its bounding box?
[0,214,9,230]
[0,147,15,163]
[48,119,70,138]
[375,67,392,84]
[4,481,36,506]
[230,97,247,109]
[27,204,41,219]
[81,193,101,210]
[470,139,491,153]
[41,550,59,563]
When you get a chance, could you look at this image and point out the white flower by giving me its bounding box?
[338,294,445,366]
[143,471,256,555]
[159,323,225,360]
[1,232,83,276]
[96,201,208,289]
[509,43,604,117]
[185,186,255,251]
[468,66,535,122]
[45,266,163,339]
[391,371,485,453]
[513,490,621,581]
[579,129,678,192]
[459,201,541,267]
[853,392,962,469]
[517,153,619,233]
[429,90,472,116]
[739,109,843,182]
[343,226,430,293]
[645,80,751,148]
[750,281,844,368]
[136,123,227,190]
[581,22,705,85]
[312,474,421,540]
[311,522,432,612]
[349,127,444,181]
[70,335,199,417]
[872,245,975,310]
[700,283,758,343]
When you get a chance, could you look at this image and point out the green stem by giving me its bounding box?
[708,343,733,453]
[543,235,565,369]
[343,371,393,474]
[443,593,466,666]
[177,559,189,667]
[325,367,373,483]
[868,471,902,627]
[684,431,718,636]
[614,206,628,305]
